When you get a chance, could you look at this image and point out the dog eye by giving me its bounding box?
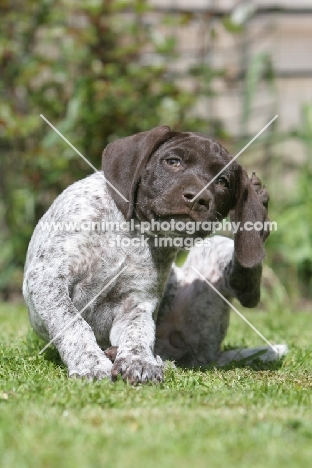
[216,176,229,188]
[166,158,181,167]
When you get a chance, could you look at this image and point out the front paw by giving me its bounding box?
[111,353,164,384]
[68,357,113,381]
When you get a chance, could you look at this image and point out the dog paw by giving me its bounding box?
[111,353,164,384]
[68,358,113,381]
[104,346,119,363]
[250,171,269,209]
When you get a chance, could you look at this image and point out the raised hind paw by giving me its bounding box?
[250,171,269,210]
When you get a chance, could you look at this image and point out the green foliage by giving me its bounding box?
[238,53,311,300]
[242,53,275,128]
[0,1,310,302]
[266,105,312,298]
[0,0,217,295]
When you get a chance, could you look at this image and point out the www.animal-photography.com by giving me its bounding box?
[1,1,311,467]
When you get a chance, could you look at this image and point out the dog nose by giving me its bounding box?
[183,188,211,210]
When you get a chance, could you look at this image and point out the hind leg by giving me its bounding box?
[155,236,234,366]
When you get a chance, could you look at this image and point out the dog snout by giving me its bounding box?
[183,188,211,211]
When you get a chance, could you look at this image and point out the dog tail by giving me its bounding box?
[217,344,288,366]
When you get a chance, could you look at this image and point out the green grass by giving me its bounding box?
[0,302,311,468]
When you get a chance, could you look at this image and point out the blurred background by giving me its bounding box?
[0,0,311,311]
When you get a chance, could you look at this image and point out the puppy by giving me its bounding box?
[23,126,271,383]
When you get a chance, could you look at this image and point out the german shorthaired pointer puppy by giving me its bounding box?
[23,126,283,384]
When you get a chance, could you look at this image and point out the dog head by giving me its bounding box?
[102,126,269,267]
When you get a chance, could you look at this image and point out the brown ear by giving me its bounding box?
[230,167,269,268]
[102,126,175,219]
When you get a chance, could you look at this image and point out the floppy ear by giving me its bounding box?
[230,167,270,268]
[102,126,175,220]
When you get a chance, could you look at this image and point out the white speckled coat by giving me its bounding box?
[23,127,277,383]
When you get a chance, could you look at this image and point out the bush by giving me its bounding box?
[0,0,214,297]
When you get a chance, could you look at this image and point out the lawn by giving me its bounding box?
[0,301,311,468]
